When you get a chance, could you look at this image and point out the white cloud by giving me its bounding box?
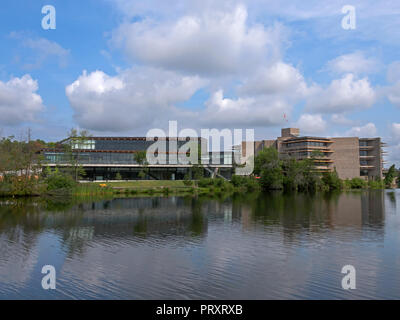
[10,32,70,69]
[306,73,376,114]
[390,122,400,139]
[238,62,309,98]
[331,114,356,126]
[66,68,206,132]
[345,122,377,137]
[0,75,45,126]
[325,51,379,75]
[202,90,290,127]
[111,5,285,76]
[295,114,327,135]
[385,62,400,108]
[386,123,400,166]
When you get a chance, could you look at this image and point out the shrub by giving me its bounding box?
[214,178,224,187]
[198,178,214,188]
[368,179,384,189]
[322,170,342,191]
[245,178,260,192]
[45,171,76,191]
[183,173,193,186]
[231,175,247,187]
[348,177,367,189]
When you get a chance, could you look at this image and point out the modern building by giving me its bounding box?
[243,128,386,180]
[41,136,234,180]
[41,128,386,181]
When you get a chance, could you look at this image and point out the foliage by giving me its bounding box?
[191,164,204,180]
[44,167,76,191]
[254,147,283,190]
[346,177,368,189]
[398,171,400,188]
[384,164,396,188]
[134,151,147,165]
[0,135,44,196]
[368,178,385,189]
[321,169,342,191]
[115,172,122,180]
[183,173,193,186]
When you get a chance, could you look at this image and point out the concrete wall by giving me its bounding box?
[330,137,360,179]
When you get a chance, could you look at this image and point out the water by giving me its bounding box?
[0,190,400,299]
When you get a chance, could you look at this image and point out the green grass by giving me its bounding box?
[88,180,186,188]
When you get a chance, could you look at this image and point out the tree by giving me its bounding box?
[397,170,400,188]
[384,164,396,188]
[63,129,90,181]
[322,168,342,191]
[254,147,283,190]
[134,150,148,179]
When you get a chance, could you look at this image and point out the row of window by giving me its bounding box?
[44,151,232,165]
[285,141,328,148]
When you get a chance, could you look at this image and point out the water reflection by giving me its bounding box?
[0,190,399,299]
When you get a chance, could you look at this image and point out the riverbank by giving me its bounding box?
[73,178,259,197]
[0,176,397,199]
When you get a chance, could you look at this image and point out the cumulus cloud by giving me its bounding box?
[295,114,327,135]
[306,73,376,114]
[238,62,309,98]
[0,75,45,126]
[202,90,290,127]
[111,5,285,76]
[325,51,379,75]
[345,122,377,137]
[66,68,206,132]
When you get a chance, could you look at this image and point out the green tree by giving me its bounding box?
[322,169,342,191]
[63,129,90,181]
[397,170,400,188]
[254,147,283,190]
[384,164,396,188]
[134,150,148,179]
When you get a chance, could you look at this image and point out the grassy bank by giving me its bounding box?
[74,178,257,197]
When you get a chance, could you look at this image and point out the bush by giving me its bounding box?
[231,175,247,187]
[322,170,342,191]
[183,174,193,186]
[348,177,367,189]
[368,179,384,189]
[245,178,260,192]
[45,171,76,191]
[198,178,214,188]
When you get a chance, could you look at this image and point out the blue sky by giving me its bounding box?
[1,0,400,165]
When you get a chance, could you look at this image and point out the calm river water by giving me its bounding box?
[1,190,400,299]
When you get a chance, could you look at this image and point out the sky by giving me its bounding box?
[0,0,400,166]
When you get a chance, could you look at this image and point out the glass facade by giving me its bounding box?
[285,141,328,148]
[43,138,234,166]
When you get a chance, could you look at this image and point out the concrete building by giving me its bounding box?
[244,128,385,180]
